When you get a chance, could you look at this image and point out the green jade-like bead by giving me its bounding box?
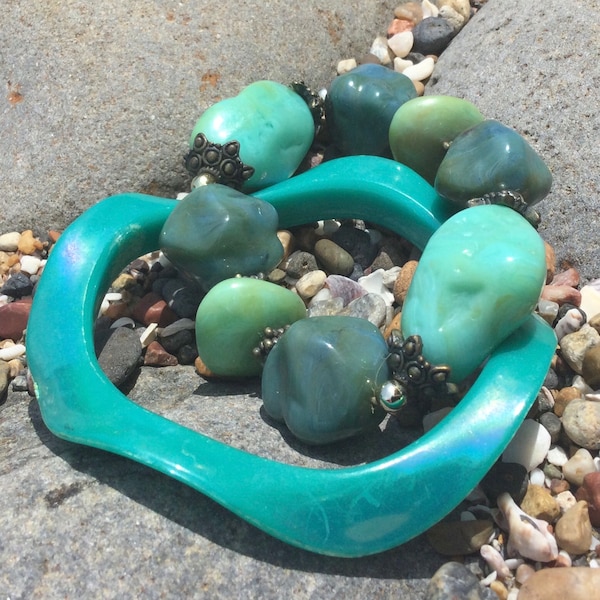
[402,204,547,383]
[262,316,389,445]
[190,80,314,191]
[389,95,484,185]
[195,278,307,377]
[159,184,283,292]
[435,119,553,207]
[325,63,417,157]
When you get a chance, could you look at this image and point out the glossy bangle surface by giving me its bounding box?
[26,156,556,557]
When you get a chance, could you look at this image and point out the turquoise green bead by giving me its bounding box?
[389,95,484,184]
[190,81,314,191]
[435,119,553,206]
[160,184,283,291]
[325,63,417,157]
[401,205,547,383]
[195,278,307,377]
[262,316,389,445]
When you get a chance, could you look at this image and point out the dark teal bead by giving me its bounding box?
[435,120,553,207]
[325,63,417,157]
[160,184,283,291]
[261,316,389,445]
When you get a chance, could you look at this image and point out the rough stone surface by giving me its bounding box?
[0,367,440,598]
[427,0,600,285]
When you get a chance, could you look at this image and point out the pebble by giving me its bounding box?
[18,255,42,276]
[17,230,43,254]
[520,484,560,522]
[480,461,528,504]
[536,298,559,324]
[553,386,581,416]
[579,282,600,321]
[539,412,561,443]
[411,16,456,56]
[540,284,581,306]
[576,472,600,526]
[554,307,586,341]
[369,36,393,64]
[546,444,568,467]
[393,259,418,305]
[0,231,21,252]
[425,520,494,556]
[581,343,600,388]
[394,1,423,24]
[0,271,34,298]
[177,344,198,365]
[159,328,194,355]
[0,344,26,361]
[358,269,394,306]
[388,18,414,36]
[387,31,414,58]
[94,326,142,387]
[402,56,435,82]
[554,500,593,555]
[160,278,201,319]
[131,292,178,328]
[518,567,600,600]
[11,374,28,392]
[550,478,570,495]
[323,274,366,306]
[502,419,551,472]
[438,5,465,31]
[0,360,10,399]
[314,239,354,276]
[139,322,159,348]
[562,448,598,486]
[0,298,32,341]
[295,269,327,300]
[562,400,600,450]
[331,225,377,269]
[336,58,357,75]
[424,561,498,600]
[480,543,511,580]
[340,293,387,328]
[559,324,600,374]
[144,340,178,367]
[285,250,319,279]
[438,0,471,22]
[160,318,195,337]
[497,493,558,562]
[307,297,344,317]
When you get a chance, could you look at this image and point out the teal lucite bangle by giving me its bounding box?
[26,156,556,557]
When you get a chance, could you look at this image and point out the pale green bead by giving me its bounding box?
[195,278,307,377]
[401,205,547,382]
[389,95,484,184]
[190,81,314,191]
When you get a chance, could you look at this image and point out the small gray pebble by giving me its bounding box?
[285,250,318,279]
[425,561,498,600]
[412,16,456,56]
[340,293,387,327]
[539,411,562,443]
[543,463,563,480]
[543,368,559,389]
[11,374,28,392]
[94,326,142,387]
[159,329,194,354]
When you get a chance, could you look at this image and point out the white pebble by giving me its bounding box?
[296,270,327,301]
[0,231,21,252]
[358,269,394,306]
[579,282,600,321]
[18,255,41,275]
[506,589,519,600]
[382,267,401,289]
[336,58,357,75]
[309,287,332,305]
[0,344,26,361]
[104,292,123,303]
[555,490,577,512]
[502,419,551,471]
[402,57,435,82]
[314,219,340,236]
[393,57,413,73]
[504,558,524,570]
[176,192,189,200]
[590,558,600,568]
[555,307,586,341]
[370,36,392,64]
[572,374,593,394]
[387,31,413,58]
[546,445,569,467]
[422,0,439,18]
[562,448,597,486]
[139,322,158,348]
[110,317,136,329]
[537,298,559,324]
[160,318,195,337]
[529,468,545,486]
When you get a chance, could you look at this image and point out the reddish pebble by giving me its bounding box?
[575,472,600,526]
[550,478,570,495]
[550,267,580,288]
[541,284,581,306]
[131,292,177,327]
[0,298,32,341]
[144,341,178,366]
[387,18,414,35]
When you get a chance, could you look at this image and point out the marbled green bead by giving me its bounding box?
[190,81,314,191]
[325,63,417,157]
[401,205,547,382]
[262,316,389,445]
[389,95,484,184]
[195,278,307,377]
[160,184,283,291]
[435,119,553,206]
